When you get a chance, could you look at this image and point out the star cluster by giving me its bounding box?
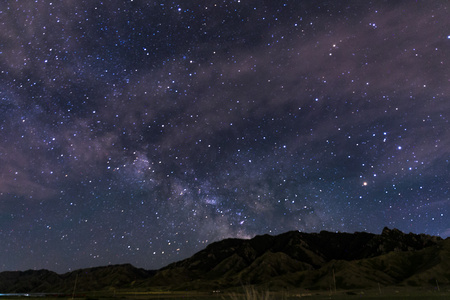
[0,0,449,273]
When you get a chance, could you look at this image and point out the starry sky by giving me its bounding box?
[1,0,449,273]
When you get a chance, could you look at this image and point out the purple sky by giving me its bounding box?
[0,0,449,273]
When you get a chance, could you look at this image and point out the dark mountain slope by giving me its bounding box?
[58,263,154,293]
[245,238,450,291]
[142,227,443,290]
[0,228,447,293]
[0,264,153,293]
[0,269,61,293]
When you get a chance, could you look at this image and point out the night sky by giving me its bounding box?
[1,0,449,273]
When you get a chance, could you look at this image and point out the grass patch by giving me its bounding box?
[223,286,271,300]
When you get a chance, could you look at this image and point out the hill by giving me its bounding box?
[141,227,447,290]
[0,228,449,293]
[0,264,153,294]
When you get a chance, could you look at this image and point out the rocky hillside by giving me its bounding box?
[0,264,153,293]
[0,228,448,293]
[142,227,446,290]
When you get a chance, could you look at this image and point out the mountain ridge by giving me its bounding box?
[1,227,448,293]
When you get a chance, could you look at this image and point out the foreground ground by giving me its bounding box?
[1,286,449,300]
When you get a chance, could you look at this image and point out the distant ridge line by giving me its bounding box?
[0,228,448,293]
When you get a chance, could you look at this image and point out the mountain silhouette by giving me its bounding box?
[1,228,448,293]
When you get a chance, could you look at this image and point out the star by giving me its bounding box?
[0,0,448,273]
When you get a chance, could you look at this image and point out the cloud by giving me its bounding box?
[0,146,57,199]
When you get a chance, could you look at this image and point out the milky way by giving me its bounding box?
[1,1,449,273]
